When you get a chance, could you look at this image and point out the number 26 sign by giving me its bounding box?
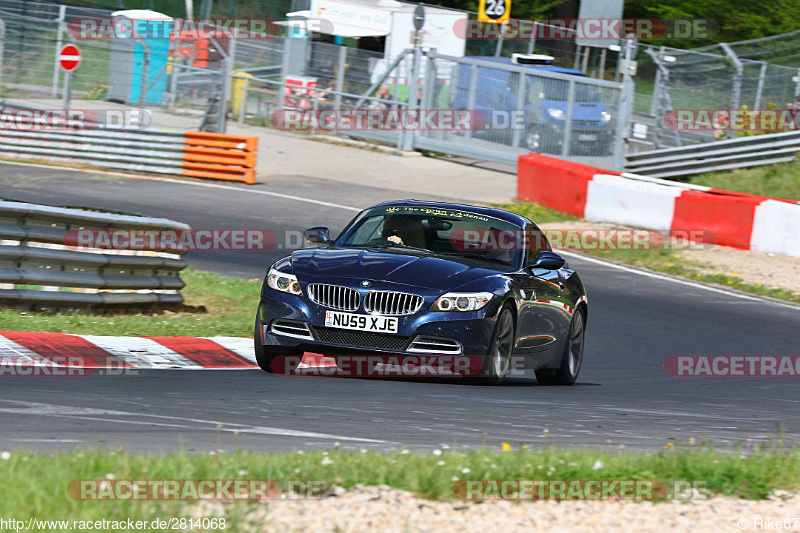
[479,0,511,24]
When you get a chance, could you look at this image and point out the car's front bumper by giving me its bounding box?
[256,289,498,358]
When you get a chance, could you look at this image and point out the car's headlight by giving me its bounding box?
[601,111,612,123]
[432,292,494,312]
[266,267,302,295]
[547,107,564,120]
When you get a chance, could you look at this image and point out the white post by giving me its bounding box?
[52,5,66,97]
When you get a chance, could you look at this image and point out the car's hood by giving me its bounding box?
[289,248,505,290]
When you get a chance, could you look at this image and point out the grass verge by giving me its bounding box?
[686,160,800,201]
[0,444,798,524]
[0,269,260,337]
[498,202,800,304]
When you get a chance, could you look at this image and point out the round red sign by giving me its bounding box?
[58,44,81,72]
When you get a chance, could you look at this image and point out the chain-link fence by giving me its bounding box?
[632,31,800,151]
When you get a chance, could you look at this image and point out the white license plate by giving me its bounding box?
[578,134,597,141]
[325,311,399,334]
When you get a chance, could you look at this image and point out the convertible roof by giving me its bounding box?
[367,200,531,227]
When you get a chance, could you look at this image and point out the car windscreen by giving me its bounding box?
[531,77,602,103]
[336,206,525,267]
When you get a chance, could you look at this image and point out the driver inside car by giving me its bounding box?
[381,214,427,248]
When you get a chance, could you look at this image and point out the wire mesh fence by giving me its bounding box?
[632,30,800,151]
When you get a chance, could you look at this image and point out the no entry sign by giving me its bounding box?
[58,44,81,71]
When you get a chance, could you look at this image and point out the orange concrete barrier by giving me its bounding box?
[181,132,258,184]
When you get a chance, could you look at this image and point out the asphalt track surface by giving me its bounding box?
[0,162,798,453]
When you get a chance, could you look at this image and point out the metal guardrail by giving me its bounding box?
[0,126,258,184]
[0,199,190,310]
[625,130,800,178]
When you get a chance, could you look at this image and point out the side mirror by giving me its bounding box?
[304,226,330,245]
[528,251,565,270]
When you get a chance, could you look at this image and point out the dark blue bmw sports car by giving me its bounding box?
[255,200,588,385]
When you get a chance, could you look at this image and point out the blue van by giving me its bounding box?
[452,55,614,155]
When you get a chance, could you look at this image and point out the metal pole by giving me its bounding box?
[238,77,249,124]
[560,80,575,158]
[52,5,66,97]
[720,43,742,140]
[510,69,527,152]
[795,68,800,98]
[219,36,236,132]
[526,21,537,55]
[0,19,5,88]
[334,45,346,114]
[463,63,478,143]
[278,36,290,112]
[138,40,150,106]
[573,44,581,70]
[402,44,422,151]
[62,70,72,110]
[612,37,636,171]
[494,23,504,57]
[581,46,590,73]
[754,61,767,110]
[599,47,607,80]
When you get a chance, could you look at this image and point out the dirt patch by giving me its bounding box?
[190,486,798,532]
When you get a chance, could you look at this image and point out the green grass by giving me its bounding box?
[493,202,579,224]
[0,269,261,337]
[687,161,800,201]
[0,444,797,525]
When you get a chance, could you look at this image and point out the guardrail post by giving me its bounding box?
[51,5,66,98]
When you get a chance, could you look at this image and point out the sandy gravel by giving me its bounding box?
[538,221,800,297]
[190,486,799,532]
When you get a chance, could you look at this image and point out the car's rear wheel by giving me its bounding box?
[535,307,585,385]
[481,306,515,386]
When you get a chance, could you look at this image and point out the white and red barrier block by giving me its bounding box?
[0,331,341,373]
[518,154,800,256]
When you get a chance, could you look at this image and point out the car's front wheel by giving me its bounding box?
[535,307,585,385]
[253,317,276,373]
[481,306,515,386]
